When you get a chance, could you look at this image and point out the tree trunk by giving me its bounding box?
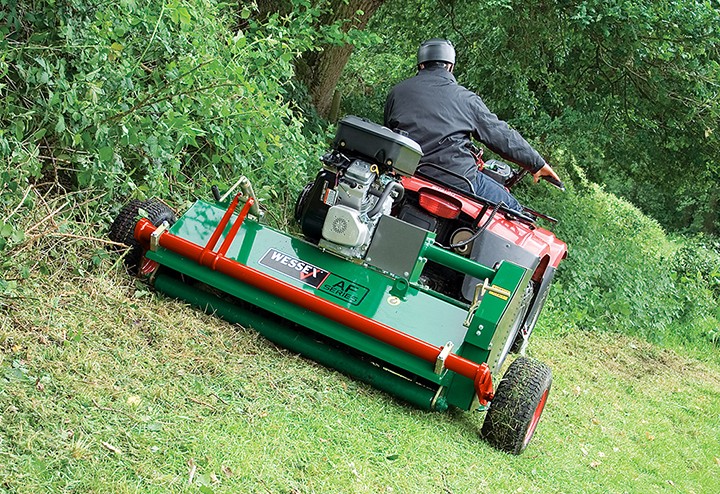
[251,0,385,118]
[301,0,385,119]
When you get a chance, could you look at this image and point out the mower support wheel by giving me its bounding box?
[108,198,176,272]
[481,356,552,455]
[142,198,177,230]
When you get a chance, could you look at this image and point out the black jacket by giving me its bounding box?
[384,68,546,183]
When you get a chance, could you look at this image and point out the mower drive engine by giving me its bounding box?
[295,116,421,260]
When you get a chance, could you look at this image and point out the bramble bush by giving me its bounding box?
[2,0,718,350]
[670,234,720,344]
[0,0,348,311]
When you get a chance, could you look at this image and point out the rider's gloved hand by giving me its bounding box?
[532,163,565,191]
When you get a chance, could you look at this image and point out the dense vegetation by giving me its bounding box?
[342,0,720,235]
[1,0,719,491]
[1,0,337,229]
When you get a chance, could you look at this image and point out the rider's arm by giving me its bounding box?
[467,93,547,175]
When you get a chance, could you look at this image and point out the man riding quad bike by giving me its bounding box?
[296,115,566,373]
[110,113,567,455]
[384,38,562,211]
[293,114,567,453]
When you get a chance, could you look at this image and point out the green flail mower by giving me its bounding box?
[109,116,567,455]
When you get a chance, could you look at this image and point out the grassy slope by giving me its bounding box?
[3,1,718,491]
[2,263,719,493]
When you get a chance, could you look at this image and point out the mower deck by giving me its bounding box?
[111,116,566,454]
[139,198,530,412]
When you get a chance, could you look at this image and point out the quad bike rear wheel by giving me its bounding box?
[109,198,176,271]
[481,356,552,455]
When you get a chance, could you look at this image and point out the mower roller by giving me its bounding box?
[110,116,567,455]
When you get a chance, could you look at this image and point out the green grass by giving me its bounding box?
[2,259,719,493]
[1,177,718,493]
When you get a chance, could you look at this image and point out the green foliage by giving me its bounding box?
[1,4,719,491]
[513,162,719,347]
[672,234,720,300]
[0,0,332,236]
[340,47,407,122]
[338,0,720,345]
[1,0,717,358]
[669,234,720,343]
[522,173,674,340]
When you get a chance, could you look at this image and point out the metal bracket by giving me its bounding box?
[434,341,454,375]
[389,277,410,300]
[464,278,512,327]
[219,176,263,219]
[219,176,246,203]
[519,325,530,357]
[479,278,511,299]
[470,393,481,412]
[464,281,485,327]
[150,221,170,252]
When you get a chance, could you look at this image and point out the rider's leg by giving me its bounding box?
[472,172,522,212]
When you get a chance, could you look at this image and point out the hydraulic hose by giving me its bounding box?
[449,201,504,249]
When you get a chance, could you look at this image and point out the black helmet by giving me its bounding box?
[417,38,455,65]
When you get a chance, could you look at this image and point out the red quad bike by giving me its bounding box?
[110,115,567,455]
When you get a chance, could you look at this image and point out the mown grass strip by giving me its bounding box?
[1,268,719,493]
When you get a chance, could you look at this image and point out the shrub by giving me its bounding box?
[669,234,720,345]
[520,163,719,347]
[0,0,332,234]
